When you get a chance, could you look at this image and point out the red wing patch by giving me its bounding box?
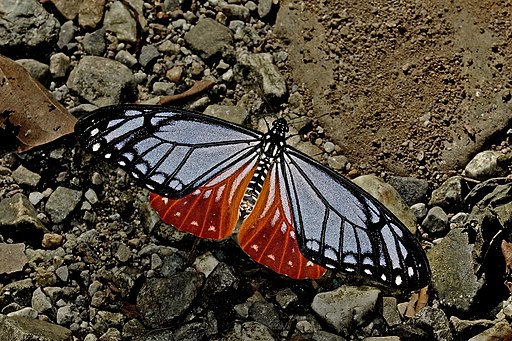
[149,157,257,240]
[237,167,327,279]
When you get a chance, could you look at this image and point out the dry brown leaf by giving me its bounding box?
[501,240,512,294]
[404,292,419,317]
[0,55,76,152]
[159,79,216,106]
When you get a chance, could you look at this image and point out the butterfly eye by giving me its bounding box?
[77,104,430,290]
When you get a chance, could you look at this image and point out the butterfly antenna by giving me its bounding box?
[284,318,298,341]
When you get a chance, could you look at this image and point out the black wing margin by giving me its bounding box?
[281,147,431,290]
[76,105,261,199]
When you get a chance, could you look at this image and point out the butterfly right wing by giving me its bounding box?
[76,105,261,199]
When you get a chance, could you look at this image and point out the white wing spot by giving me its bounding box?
[161,197,169,204]
[174,212,181,217]
[193,189,201,195]
[381,274,387,281]
[408,266,414,277]
[287,261,293,267]
[191,221,199,226]
[131,172,140,179]
[289,231,295,239]
[147,184,155,190]
[280,222,287,234]
[104,153,111,159]
[90,128,99,136]
[118,160,126,166]
[267,254,276,261]
[364,269,372,275]
[395,275,402,286]
[92,143,101,152]
[306,261,314,267]
[208,225,216,231]
[251,244,259,252]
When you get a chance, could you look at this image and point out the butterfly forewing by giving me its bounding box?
[76,105,261,198]
[238,164,327,279]
[149,154,258,239]
[282,148,430,289]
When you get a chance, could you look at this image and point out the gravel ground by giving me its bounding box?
[0,1,511,341]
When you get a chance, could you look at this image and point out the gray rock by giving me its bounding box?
[0,193,46,238]
[388,176,429,206]
[0,243,28,275]
[468,320,512,341]
[427,228,482,313]
[249,301,284,330]
[49,53,70,78]
[96,311,125,327]
[185,18,234,59]
[57,20,76,49]
[45,187,82,223]
[139,45,160,67]
[429,176,465,211]
[202,262,239,308]
[235,52,287,99]
[84,189,99,205]
[353,174,418,234]
[115,244,132,263]
[55,265,69,282]
[15,59,50,84]
[410,203,428,221]
[7,307,38,319]
[311,331,346,341]
[152,82,175,96]
[275,288,298,309]
[382,296,401,327]
[83,28,106,56]
[79,0,106,29]
[464,150,508,180]
[327,155,349,171]
[173,322,209,341]
[421,206,449,235]
[258,0,273,18]
[99,328,121,340]
[104,1,137,43]
[56,305,74,325]
[0,315,71,341]
[115,50,138,67]
[220,321,276,341]
[449,316,494,340]
[137,272,204,328]
[31,287,52,313]
[219,3,250,21]
[0,0,60,57]
[67,56,137,106]
[204,105,249,125]
[411,306,452,341]
[311,285,380,335]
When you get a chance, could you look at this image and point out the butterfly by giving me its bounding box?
[76,105,431,290]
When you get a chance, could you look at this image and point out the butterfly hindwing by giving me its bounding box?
[238,164,327,279]
[76,105,261,198]
[281,148,430,289]
[149,154,258,239]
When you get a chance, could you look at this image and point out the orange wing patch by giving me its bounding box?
[149,157,257,240]
[237,167,327,279]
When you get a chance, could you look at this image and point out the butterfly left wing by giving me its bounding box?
[76,105,261,199]
[237,164,327,279]
[149,153,258,240]
[281,148,431,290]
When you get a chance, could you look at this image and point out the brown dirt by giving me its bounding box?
[275,0,511,180]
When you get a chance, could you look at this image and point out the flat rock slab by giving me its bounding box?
[0,243,28,274]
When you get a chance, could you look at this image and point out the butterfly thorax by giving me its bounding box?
[239,119,288,219]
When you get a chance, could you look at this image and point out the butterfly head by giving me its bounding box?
[269,118,289,141]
